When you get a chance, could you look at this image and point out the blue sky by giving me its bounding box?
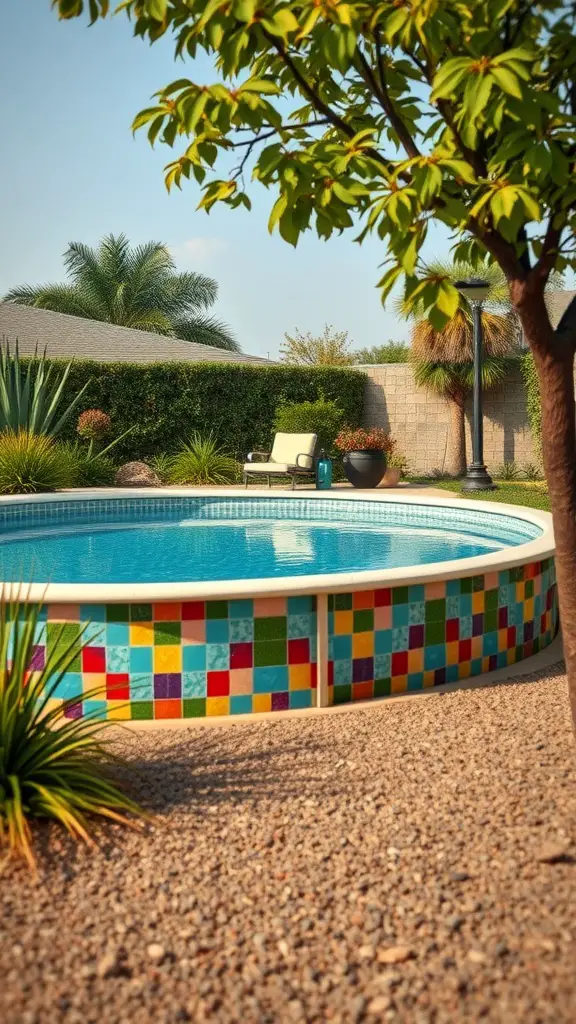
[0,2,453,358]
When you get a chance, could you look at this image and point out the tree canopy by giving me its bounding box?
[4,233,238,351]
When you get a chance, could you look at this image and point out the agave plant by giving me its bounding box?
[0,339,89,436]
[0,596,143,870]
[168,432,239,485]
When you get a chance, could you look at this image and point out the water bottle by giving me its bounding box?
[316,449,333,490]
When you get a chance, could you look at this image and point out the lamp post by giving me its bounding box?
[454,278,496,492]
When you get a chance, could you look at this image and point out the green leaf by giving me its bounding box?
[377,265,402,304]
[436,280,460,319]
[489,66,522,99]
[239,78,281,95]
[464,73,493,121]
[440,159,476,184]
[261,9,299,37]
[491,47,535,66]
[268,193,288,232]
[232,0,256,20]
[332,182,358,205]
[144,0,167,21]
[384,7,410,43]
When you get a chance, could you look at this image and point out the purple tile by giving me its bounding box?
[29,645,45,671]
[546,586,554,610]
[488,654,498,671]
[434,667,446,686]
[524,621,534,643]
[154,673,182,699]
[472,613,484,637]
[271,691,289,711]
[64,702,82,719]
[409,624,424,649]
[352,657,374,683]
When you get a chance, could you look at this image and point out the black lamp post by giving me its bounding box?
[454,278,496,492]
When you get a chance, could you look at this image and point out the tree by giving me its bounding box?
[280,325,353,365]
[4,233,238,351]
[50,2,576,727]
[354,342,409,363]
[407,260,519,476]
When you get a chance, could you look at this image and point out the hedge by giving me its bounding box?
[520,352,542,463]
[47,359,365,462]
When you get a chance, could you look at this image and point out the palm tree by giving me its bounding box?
[4,233,239,352]
[403,261,521,477]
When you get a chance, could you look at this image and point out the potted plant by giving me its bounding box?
[335,427,395,488]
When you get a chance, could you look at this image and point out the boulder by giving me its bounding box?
[114,461,161,488]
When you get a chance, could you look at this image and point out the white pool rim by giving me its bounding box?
[0,488,554,604]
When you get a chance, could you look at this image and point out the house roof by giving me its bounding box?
[546,290,576,328]
[0,303,274,365]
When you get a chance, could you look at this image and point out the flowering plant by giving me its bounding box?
[334,427,396,453]
[77,409,111,442]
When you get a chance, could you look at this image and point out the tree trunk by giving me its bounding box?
[445,394,466,477]
[514,286,576,731]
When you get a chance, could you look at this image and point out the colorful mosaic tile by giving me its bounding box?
[327,559,558,705]
[39,596,318,720]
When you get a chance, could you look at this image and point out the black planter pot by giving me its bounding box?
[342,449,387,489]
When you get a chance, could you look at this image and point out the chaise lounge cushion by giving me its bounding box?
[242,462,305,475]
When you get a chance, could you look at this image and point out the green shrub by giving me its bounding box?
[273,396,345,455]
[150,452,173,484]
[353,342,409,364]
[520,352,542,463]
[0,432,76,494]
[523,462,544,482]
[496,461,521,481]
[58,441,117,487]
[168,432,239,485]
[0,596,143,870]
[37,360,364,462]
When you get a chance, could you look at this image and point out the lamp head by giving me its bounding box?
[454,278,490,304]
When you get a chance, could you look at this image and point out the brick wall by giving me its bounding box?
[360,364,535,475]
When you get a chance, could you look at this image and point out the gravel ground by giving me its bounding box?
[2,665,576,1024]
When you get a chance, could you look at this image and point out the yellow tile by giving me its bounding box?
[334,610,353,635]
[130,623,154,646]
[206,697,229,717]
[482,656,491,673]
[253,693,271,713]
[446,641,459,666]
[458,660,471,680]
[423,670,436,688]
[472,592,485,615]
[107,701,130,721]
[408,648,423,673]
[507,647,517,664]
[516,582,524,602]
[83,673,106,698]
[391,674,407,694]
[471,635,483,660]
[524,598,534,622]
[498,628,508,651]
[289,664,311,691]
[154,646,182,673]
[352,631,374,659]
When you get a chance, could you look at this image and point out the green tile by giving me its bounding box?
[328,595,335,611]
[334,593,353,611]
[515,644,523,661]
[484,609,498,633]
[47,622,81,648]
[509,566,524,583]
[106,605,129,622]
[131,701,154,720]
[53,646,81,672]
[374,677,391,697]
[254,640,287,666]
[525,579,534,599]
[206,600,229,620]
[392,587,409,606]
[333,684,352,705]
[472,576,484,593]
[459,577,472,594]
[254,616,287,641]
[485,589,498,612]
[130,603,153,622]
[425,599,446,622]
[425,620,445,645]
[353,609,374,633]
[183,698,207,718]
[154,621,181,645]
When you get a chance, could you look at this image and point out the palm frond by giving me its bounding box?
[410,308,518,363]
[173,314,240,351]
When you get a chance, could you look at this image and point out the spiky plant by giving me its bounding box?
[0,597,143,870]
[4,234,238,352]
[168,432,238,485]
[0,340,89,436]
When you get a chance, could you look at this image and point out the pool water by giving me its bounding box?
[0,497,541,585]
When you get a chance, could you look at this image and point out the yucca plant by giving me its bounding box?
[0,431,77,494]
[0,596,143,870]
[168,432,239,485]
[0,340,89,436]
[150,452,174,484]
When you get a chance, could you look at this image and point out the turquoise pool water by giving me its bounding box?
[0,497,541,585]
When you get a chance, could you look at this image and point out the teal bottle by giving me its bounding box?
[316,449,333,490]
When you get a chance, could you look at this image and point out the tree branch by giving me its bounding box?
[357,42,420,158]
[531,214,566,284]
[229,120,330,148]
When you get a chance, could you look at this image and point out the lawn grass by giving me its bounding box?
[412,478,551,512]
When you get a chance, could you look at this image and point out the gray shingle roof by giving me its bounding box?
[0,303,274,365]
[546,290,576,328]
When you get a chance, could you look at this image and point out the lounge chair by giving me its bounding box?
[243,432,317,489]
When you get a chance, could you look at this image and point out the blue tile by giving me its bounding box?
[459,595,472,617]
[206,644,229,670]
[80,604,107,623]
[392,626,409,652]
[471,657,483,676]
[106,622,129,646]
[83,700,107,720]
[288,614,311,638]
[482,632,498,656]
[446,664,460,683]
[460,616,472,639]
[53,672,83,700]
[328,611,334,634]
[183,645,206,671]
[230,695,253,715]
[333,634,352,660]
[408,584,425,602]
[446,580,461,598]
[334,659,352,685]
[129,647,152,673]
[375,630,392,655]
[229,599,254,619]
[107,646,129,672]
[130,674,153,700]
[83,620,106,644]
[230,618,253,642]
[288,596,314,615]
[375,653,391,678]
[392,604,409,628]
[289,690,312,709]
[253,665,289,693]
[206,619,229,644]
[424,645,446,671]
[407,672,424,691]
[183,671,207,697]
[446,596,459,619]
[408,602,425,625]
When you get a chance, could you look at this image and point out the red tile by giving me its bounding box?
[207,671,230,697]
[288,638,310,664]
[326,661,332,688]
[445,618,459,642]
[230,642,253,669]
[507,626,516,649]
[458,638,472,662]
[182,601,205,620]
[106,673,130,700]
[374,588,392,607]
[82,646,106,672]
[391,650,408,676]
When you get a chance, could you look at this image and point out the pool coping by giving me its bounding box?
[0,487,554,603]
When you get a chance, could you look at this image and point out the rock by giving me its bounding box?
[97,952,121,979]
[450,871,471,882]
[467,950,487,964]
[146,943,166,964]
[358,944,375,960]
[377,946,415,964]
[368,995,392,1013]
[535,841,571,864]
[114,462,161,488]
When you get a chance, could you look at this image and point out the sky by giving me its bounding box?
[1,3,449,358]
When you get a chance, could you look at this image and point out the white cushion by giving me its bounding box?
[270,433,317,470]
[243,462,306,474]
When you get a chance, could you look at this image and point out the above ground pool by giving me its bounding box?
[3,489,557,723]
